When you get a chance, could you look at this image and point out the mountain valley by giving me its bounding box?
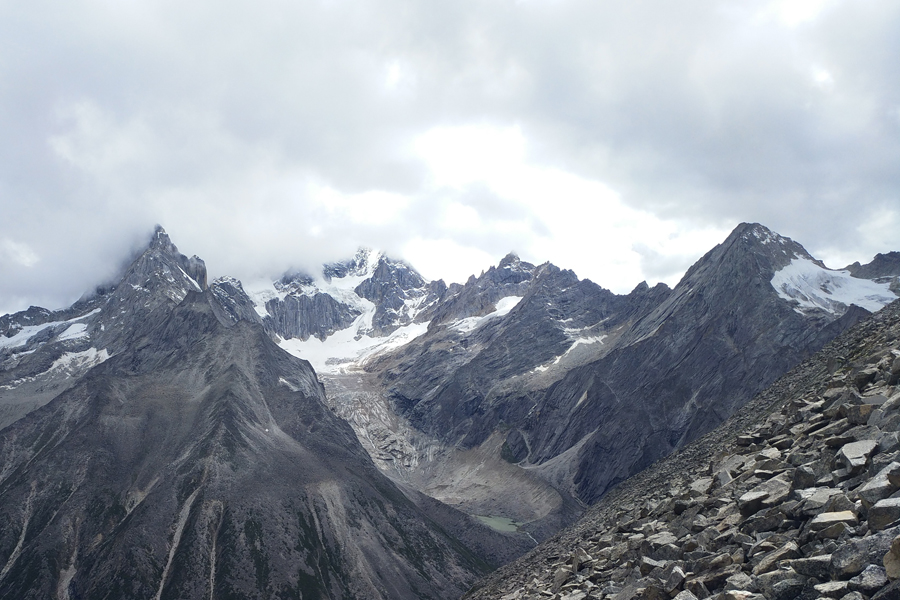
[1,223,899,599]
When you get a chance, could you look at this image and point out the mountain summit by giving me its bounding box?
[0,232,523,600]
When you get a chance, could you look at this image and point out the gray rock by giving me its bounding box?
[849,564,889,593]
[856,367,881,390]
[870,499,900,531]
[815,580,850,598]
[793,465,818,489]
[883,432,900,454]
[753,542,800,575]
[755,569,807,600]
[818,521,851,539]
[831,525,900,578]
[789,554,833,579]
[836,440,879,475]
[725,572,755,592]
[739,490,770,516]
[552,567,571,592]
[810,511,859,530]
[724,592,760,600]
[741,475,793,516]
[797,487,844,515]
[860,463,900,507]
[873,580,900,600]
[640,556,667,575]
[665,566,688,593]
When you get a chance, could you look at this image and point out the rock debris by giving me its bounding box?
[465,300,900,600]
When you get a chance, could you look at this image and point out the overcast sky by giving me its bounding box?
[1,0,899,315]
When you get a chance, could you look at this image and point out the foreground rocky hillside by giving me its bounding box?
[465,299,900,600]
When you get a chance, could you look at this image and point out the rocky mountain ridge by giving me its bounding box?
[0,228,527,600]
[2,223,900,599]
[0,226,209,430]
[4,224,899,542]
[464,298,900,600]
[348,223,898,535]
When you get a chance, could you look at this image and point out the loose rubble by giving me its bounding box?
[464,300,900,600]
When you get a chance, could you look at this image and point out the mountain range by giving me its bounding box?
[1,223,898,598]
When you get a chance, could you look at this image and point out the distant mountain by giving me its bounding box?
[214,223,898,538]
[1,223,898,598]
[0,228,524,600]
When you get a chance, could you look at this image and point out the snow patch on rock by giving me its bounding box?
[279,316,430,375]
[771,258,898,315]
[50,348,110,373]
[451,296,523,333]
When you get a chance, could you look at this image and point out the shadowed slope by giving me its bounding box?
[0,292,502,600]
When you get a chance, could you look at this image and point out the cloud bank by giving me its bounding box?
[1,0,898,314]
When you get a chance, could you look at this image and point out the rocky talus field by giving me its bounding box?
[465,299,900,600]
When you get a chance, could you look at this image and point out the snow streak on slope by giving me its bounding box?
[0,308,101,350]
[451,296,523,333]
[771,258,898,315]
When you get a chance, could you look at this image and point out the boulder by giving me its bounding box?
[796,487,843,515]
[739,491,770,516]
[792,465,818,489]
[883,534,900,579]
[810,511,859,531]
[755,569,806,600]
[849,565,889,593]
[740,474,792,516]
[860,463,900,507]
[664,566,687,594]
[725,572,755,592]
[752,542,800,575]
[814,580,850,598]
[832,525,900,578]
[871,499,900,532]
[836,440,879,475]
[789,554,832,579]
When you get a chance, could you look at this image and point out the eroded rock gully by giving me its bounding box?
[464,300,900,600]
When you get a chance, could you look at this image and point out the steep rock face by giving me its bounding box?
[245,249,445,343]
[375,262,662,447]
[368,224,893,508]
[353,255,445,336]
[428,253,538,326]
[532,223,873,503]
[0,288,515,600]
[266,290,362,341]
[0,226,207,430]
[845,251,900,280]
[208,277,265,327]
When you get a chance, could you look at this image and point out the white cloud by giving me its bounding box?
[0,0,898,313]
[759,0,838,27]
[1,240,40,268]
